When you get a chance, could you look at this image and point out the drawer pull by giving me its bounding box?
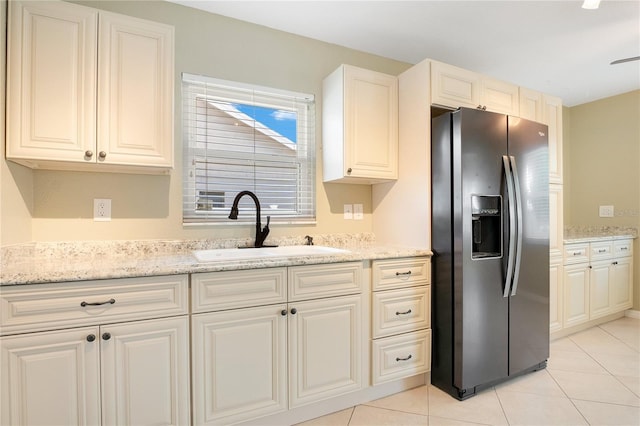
[572,251,582,256]
[396,309,412,316]
[597,249,607,253]
[620,247,628,251]
[395,271,412,276]
[80,298,116,307]
[86,334,96,342]
[396,354,413,362]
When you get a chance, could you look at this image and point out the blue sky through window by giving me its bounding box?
[234,104,297,143]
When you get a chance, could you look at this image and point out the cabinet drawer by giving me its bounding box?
[563,244,589,265]
[590,242,613,261]
[372,257,430,291]
[372,286,430,338]
[372,329,431,385]
[0,275,188,336]
[288,262,362,302]
[192,268,287,313]
[613,240,633,258]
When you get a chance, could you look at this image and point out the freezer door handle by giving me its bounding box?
[503,155,516,298]
[509,155,523,296]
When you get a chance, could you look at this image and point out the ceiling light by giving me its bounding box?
[582,0,601,9]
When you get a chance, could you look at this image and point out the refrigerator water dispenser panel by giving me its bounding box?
[471,195,502,259]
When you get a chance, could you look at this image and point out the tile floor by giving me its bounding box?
[299,316,640,426]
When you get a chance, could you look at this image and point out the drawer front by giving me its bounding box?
[590,241,613,261]
[372,286,430,338]
[192,268,287,313]
[0,275,188,336]
[372,329,431,385]
[372,257,430,291]
[613,240,633,258]
[563,244,589,265]
[288,262,362,302]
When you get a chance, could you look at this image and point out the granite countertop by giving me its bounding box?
[564,226,638,244]
[0,233,431,286]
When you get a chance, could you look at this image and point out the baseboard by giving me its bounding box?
[625,309,640,319]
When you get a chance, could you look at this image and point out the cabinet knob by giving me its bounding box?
[85,150,94,158]
[281,309,287,316]
[86,334,96,342]
[346,168,352,175]
[613,261,618,265]
[102,332,111,341]
[290,308,297,315]
[98,151,107,159]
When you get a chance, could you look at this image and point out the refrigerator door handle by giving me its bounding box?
[510,156,524,296]
[502,155,516,298]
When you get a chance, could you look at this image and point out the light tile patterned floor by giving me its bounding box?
[298,316,640,426]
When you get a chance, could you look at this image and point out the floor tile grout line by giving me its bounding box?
[493,386,512,426]
[569,396,640,409]
[596,320,640,353]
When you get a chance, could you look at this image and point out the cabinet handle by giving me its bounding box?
[620,247,628,251]
[85,150,93,158]
[598,249,607,253]
[613,261,618,265]
[396,354,412,362]
[290,308,297,315]
[281,309,287,316]
[98,151,107,159]
[395,271,412,276]
[80,298,115,307]
[86,334,96,342]
[102,332,111,341]
[346,168,352,175]
[572,251,582,256]
[396,309,412,316]
[588,265,593,269]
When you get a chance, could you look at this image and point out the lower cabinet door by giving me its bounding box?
[549,259,563,332]
[563,264,590,328]
[611,257,633,311]
[191,305,288,425]
[288,295,362,408]
[100,316,190,426]
[372,329,431,385]
[589,261,612,319]
[1,326,101,426]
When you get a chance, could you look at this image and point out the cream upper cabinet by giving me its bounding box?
[430,60,519,116]
[549,184,564,259]
[6,0,174,174]
[543,94,563,184]
[322,64,398,184]
[519,87,543,121]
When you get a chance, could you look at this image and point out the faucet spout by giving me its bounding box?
[228,191,270,248]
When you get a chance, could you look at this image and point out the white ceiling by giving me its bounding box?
[167,0,640,107]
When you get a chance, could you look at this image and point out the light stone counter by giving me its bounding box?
[564,225,638,244]
[0,233,431,285]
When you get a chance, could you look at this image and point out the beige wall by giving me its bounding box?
[1,0,410,245]
[564,90,640,309]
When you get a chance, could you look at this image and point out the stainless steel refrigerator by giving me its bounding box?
[431,107,550,400]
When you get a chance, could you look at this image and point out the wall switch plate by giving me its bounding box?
[599,205,614,218]
[94,199,112,221]
[343,204,353,220]
[354,203,364,220]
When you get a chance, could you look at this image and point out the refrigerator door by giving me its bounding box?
[454,108,509,391]
[507,117,550,375]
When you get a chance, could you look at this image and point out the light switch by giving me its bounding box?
[343,204,353,220]
[354,204,364,220]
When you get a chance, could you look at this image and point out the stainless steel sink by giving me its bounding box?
[192,245,350,263]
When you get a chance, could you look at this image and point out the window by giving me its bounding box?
[182,73,316,224]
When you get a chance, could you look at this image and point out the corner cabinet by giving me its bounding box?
[6,0,174,174]
[322,64,398,184]
[0,275,190,426]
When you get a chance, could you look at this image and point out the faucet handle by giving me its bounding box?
[304,235,314,246]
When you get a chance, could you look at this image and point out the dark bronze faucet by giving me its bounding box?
[228,191,271,248]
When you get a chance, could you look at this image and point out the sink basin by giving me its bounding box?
[193,245,350,263]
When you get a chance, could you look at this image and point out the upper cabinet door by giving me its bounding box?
[98,12,174,169]
[6,0,97,163]
[480,77,519,116]
[430,61,480,109]
[519,87,543,122]
[543,94,563,184]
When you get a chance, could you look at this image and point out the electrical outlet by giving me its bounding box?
[354,204,364,220]
[343,204,353,220]
[94,199,112,221]
[599,205,614,218]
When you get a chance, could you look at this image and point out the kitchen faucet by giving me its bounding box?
[228,190,271,248]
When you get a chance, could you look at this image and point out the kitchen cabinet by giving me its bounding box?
[191,262,364,425]
[549,184,564,259]
[0,275,190,426]
[371,257,431,384]
[322,64,398,184]
[6,0,174,174]
[430,60,520,115]
[549,256,563,332]
[559,239,634,332]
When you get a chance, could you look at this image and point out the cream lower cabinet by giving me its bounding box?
[191,263,363,425]
[549,256,564,332]
[0,275,190,426]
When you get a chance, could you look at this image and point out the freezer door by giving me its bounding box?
[507,117,550,375]
[454,108,509,391]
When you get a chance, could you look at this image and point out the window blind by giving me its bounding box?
[182,73,316,224]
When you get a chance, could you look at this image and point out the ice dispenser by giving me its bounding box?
[471,195,502,259]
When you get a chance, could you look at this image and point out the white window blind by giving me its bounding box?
[182,73,316,224]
